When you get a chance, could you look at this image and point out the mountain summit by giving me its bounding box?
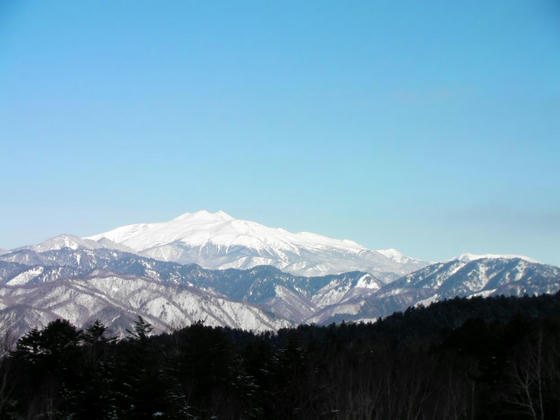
[86,210,427,280]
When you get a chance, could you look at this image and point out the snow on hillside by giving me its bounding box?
[86,210,427,279]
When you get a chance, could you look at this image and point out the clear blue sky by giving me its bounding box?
[1,1,559,265]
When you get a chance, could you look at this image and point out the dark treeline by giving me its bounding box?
[1,293,560,419]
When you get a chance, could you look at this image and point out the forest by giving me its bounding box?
[1,292,559,419]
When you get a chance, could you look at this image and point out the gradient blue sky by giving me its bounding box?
[1,1,559,265]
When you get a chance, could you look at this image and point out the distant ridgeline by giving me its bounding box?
[1,292,560,419]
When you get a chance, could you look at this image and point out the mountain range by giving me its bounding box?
[1,210,558,337]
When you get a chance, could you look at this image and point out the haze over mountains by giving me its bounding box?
[1,210,558,337]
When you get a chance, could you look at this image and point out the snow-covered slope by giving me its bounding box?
[0,272,290,338]
[0,248,383,325]
[397,255,558,299]
[315,256,560,324]
[86,210,427,280]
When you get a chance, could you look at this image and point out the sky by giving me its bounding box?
[1,1,559,265]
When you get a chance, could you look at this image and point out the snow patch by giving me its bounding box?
[6,267,44,286]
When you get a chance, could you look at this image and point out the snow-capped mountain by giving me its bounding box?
[86,210,427,280]
[314,255,560,324]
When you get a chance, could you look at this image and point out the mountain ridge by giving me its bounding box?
[312,255,560,324]
[1,245,558,336]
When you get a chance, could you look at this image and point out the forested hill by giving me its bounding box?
[1,292,560,419]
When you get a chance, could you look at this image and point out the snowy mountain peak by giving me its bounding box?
[85,210,427,278]
[88,210,368,253]
[23,234,101,252]
[172,209,234,222]
[455,253,539,264]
